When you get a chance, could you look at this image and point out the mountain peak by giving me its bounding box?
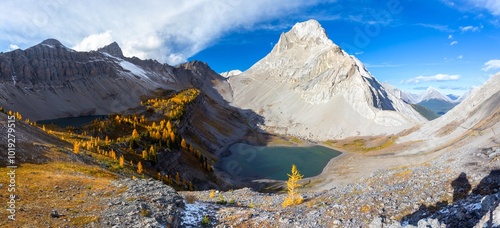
[425,86,437,91]
[98,42,124,58]
[421,86,451,102]
[40,38,64,47]
[288,19,331,45]
[272,20,335,55]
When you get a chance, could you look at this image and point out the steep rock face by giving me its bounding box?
[228,20,426,140]
[97,41,124,58]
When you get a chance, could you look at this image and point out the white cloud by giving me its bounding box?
[0,0,323,65]
[482,59,500,71]
[443,0,500,16]
[438,85,469,90]
[7,44,19,51]
[459,25,480,32]
[448,34,453,39]
[406,74,460,84]
[458,55,463,59]
[469,0,500,15]
[415,23,454,32]
[73,31,114,52]
[450,41,459,46]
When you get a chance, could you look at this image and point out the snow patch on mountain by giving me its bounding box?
[119,60,148,78]
[220,70,242,78]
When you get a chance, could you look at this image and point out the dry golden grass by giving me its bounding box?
[0,157,120,227]
[331,136,396,153]
[393,169,413,180]
[435,120,460,137]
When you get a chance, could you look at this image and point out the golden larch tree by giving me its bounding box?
[137,161,143,174]
[73,142,80,154]
[282,164,303,207]
[175,172,181,185]
[170,132,176,142]
[131,129,139,139]
[119,155,125,167]
[166,120,172,132]
[181,138,187,149]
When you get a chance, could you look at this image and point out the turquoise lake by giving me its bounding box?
[221,143,342,181]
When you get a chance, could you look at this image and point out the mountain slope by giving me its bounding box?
[227,20,426,140]
[410,104,440,120]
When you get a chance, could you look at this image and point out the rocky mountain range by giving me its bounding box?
[0,39,231,121]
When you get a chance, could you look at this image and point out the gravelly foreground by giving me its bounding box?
[99,178,184,227]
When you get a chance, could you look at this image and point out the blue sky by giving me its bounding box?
[1,0,499,96]
[190,0,500,96]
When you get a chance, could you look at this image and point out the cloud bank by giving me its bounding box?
[0,0,320,65]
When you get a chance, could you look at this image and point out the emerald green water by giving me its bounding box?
[221,143,342,181]
[37,115,107,128]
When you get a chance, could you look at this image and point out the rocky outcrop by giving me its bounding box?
[228,20,426,140]
[97,42,125,58]
[100,178,184,227]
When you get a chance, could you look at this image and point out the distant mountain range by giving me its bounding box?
[383,84,470,117]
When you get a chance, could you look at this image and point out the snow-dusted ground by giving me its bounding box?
[180,200,219,227]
